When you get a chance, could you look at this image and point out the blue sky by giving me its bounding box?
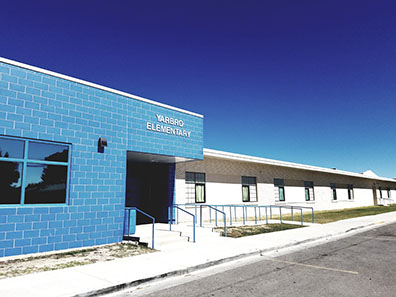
[1,1,395,178]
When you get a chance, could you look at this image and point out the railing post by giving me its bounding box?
[169,206,172,231]
[312,207,314,223]
[270,205,272,219]
[215,206,218,226]
[176,206,179,224]
[152,218,155,249]
[254,206,257,224]
[265,206,268,224]
[234,206,237,222]
[194,205,197,225]
[224,214,227,237]
[200,205,203,227]
[229,206,232,225]
[243,206,245,225]
[280,206,282,224]
[291,206,294,221]
[259,206,261,221]
[209,207,212,223]
[301,208,303,225]
[193,214,196,242]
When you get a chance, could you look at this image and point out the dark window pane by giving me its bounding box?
[248,177,256,185]
[0,138,24,159]
[195,173,205,183]
[274,179,284,186]
[304,181,313,188]
[28,142,69,162]
[24,163,67,204]
[0,161,22,204]
[242,176,249,185]
[185,172,194,183]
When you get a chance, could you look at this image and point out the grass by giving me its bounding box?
[214,223,304,238]
[275,204,396,224]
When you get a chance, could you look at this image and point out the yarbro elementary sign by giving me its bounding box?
[146,114,191,138]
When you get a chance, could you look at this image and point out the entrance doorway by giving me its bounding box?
[125,151,182,224]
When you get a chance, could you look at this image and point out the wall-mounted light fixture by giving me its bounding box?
[98,137,107,153]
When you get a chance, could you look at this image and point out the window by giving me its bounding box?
[0,136,70,205]
[378,186,383,199]
[274,178,285,202]
[330,183,337,200]
[242,176,257,202]
[304,181,315,201]
[387,188,391,198]
[347,184,354,200]
[185,172,205,203]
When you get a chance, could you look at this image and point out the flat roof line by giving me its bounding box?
[0,57,204,118]
[204,148,396,183]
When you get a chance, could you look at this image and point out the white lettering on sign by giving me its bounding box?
[156,114,184,127]
[146,114,191,138]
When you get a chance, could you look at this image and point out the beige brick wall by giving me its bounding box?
[176,156,396,211]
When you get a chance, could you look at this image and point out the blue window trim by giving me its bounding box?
[0,135,71,207]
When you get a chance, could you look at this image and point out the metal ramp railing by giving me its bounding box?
[170,204,314,239]
[124,207,155,249]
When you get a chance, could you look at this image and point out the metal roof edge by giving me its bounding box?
[0,57,204,118]
[203,148,396,183]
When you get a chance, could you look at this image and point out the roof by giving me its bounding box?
[204,148,396,183]
[0,57,203,118]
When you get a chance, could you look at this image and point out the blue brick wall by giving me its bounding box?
[0,61,203,257]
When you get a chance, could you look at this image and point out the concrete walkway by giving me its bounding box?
[1,211,396,297]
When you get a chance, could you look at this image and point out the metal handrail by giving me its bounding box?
[168,205,196,242]
[205,205,227,237]
[125,207,155,249]
[174,203,314,226]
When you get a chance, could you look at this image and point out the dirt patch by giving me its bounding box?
[214,223,304,238]
[0,242,154,279]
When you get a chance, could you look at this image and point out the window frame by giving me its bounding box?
[0,135,71,207]
[304,181,315,201]
[330,183,337,201]
[347,184,354,200]
[274,178,285,202]
[241,176,257,202]
[185,171,206,204]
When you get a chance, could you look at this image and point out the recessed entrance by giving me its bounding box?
[125,151,190,224]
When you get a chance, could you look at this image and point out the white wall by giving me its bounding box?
[175,156,396,214]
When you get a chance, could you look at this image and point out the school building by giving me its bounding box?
[0,57,395,257]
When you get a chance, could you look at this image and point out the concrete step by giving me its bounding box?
[131,223,224,249]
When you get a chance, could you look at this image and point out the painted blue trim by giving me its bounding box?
[0,203,67,208]
[25,160,68,166]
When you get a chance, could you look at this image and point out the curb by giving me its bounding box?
[73,218,395,297]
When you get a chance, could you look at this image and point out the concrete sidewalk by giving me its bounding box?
[1,211,396,297]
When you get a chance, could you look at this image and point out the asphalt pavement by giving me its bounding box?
[112,222,396,297]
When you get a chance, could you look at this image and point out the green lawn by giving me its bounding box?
[214,223,304,238]
[279,204,396,224]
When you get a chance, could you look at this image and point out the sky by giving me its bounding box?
[0,1,395,178]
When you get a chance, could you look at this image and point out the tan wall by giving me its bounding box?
[176,156,396,211]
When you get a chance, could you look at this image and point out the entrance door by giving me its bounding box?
[126,159,175,224]
[372,185,378,205]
